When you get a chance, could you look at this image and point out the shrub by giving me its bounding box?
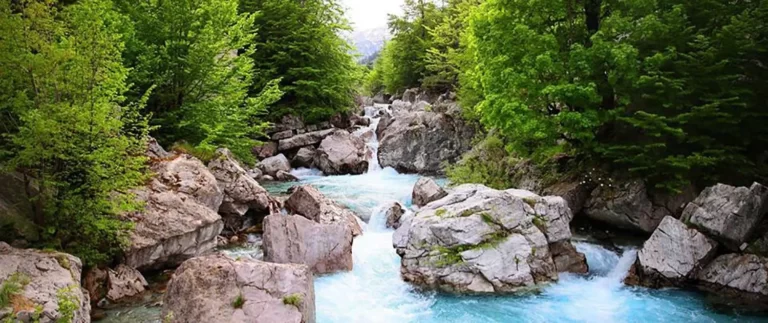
[232,293,245,309]
[282,294,302,307]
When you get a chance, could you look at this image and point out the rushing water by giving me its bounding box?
[102,107,768,322]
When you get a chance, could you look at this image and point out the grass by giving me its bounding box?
[459,209,475,217]
[532,214,547,231]
[170,142,216,163]
[522,197,538,208]
[435,208,447,217]
[480,212,495,225]
[232,293,245,309]
[282,294,302,307]
[0,273,30,308]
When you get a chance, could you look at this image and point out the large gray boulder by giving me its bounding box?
[209,148,276,217]
[584,180,695,233]
[162,255,315,323]
[292,147,316,168]
[393,185,580,293]
[124,154,224,271]
[285,185,362,237]
[683,183,768,250]
[105,265,147,302]
[0,243,90,323]
[314,132,368,175]
[385,202,406,229]
[625,217,718,288]
[378,111,473,174]
[277,129,338,152]
[258,154,292,178]
[262,214,353,274]
[697,254,768,302]
[412,177,447,207]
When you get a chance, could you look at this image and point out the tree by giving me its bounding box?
[241,0,359,123]
[117,0,279,163]
[0,0,148,265]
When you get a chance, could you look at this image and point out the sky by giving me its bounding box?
[342,0,405,31]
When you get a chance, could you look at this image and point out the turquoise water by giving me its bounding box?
[284,168,768,323]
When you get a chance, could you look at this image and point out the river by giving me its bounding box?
[101,106,767,323]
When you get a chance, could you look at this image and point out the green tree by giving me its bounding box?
[240,0,358,123]
[0,0,148,265]
[117,0,279,163]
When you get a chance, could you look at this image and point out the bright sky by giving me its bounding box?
[342,0,405,30]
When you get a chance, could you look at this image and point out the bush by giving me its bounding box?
[446,134,518,190]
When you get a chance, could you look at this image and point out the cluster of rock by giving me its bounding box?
[393,179,587,293]
[253,115,371,177]
[375,89,475,174]
[625,182,768,304]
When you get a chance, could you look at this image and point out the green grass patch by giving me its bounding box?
[171,142,216,163]
[522,197,538,208]
[480,212,495,225]
[532,214,547,231]
[435,208,447,217]
[0,272,30,308]
[232,293,245,309]
[459,209,475,217]
[282,294,303,307]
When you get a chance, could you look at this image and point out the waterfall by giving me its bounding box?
[360,104,390,173]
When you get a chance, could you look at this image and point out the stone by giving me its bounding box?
[505,189,574,244]
[330,114,351,129]
[314,132,368,175]
[147,137,172,159]
[683,183,768,250]
[375,111,393,138]
[263,214,353,274]
[372,92,390,104]
[276,170,299,182]
[697,254,768,302]
[271,130,294,141]
[209,148,276,217]
[105,265,148,302]
[393,185,567,293]
[261,175,275,182]
[0,242,91,323]
[124,154,224,271]
[385,202,406,229]
[246,168,263,180]
[402,88,419,103]
[284,185,362,237]
[349,115,370,127]
[378,111,474,174]
[542,177,596,215]
[258,154,292,177]
[625,216,718,288]
[270,115,305,134]
[412,177,447,207]
[549,241,588,274]
[584,179,696,233]
[162,254,314,323]
[252,141,278,160]
[352,128,374,142]
[277,128,338,152]
[292,147,316,168]
[412,101,432,112]
[83,267,108,307]
[390,100,413,115]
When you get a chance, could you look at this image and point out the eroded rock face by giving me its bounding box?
[393,185,573,293]
[162,255,315,323]
[584,180,695,233]
[683,183,768,250]
[314,132,368,175]
[285,185,362,237]
[277,128,338,152]
[412,177,447,207]
[258,154,292,178]
[697,254,768,302]
[262,214,353,274]
[0,243,90,323]
[385,202,406,229]
[125,154,224,271]
[625,217,718,288]
[209,148,275,217]
[378,111,473,174]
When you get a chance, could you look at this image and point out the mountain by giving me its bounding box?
[348,26,389,63]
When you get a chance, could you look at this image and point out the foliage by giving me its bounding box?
[0,0,148,265]
[55,286,79,323]
[232,293,245,309]
[241,0,359,123]
[447,134,517,190]
[0,273,30,308]
[464,0,768,192]
[282,294,302,307]
[117,0,280,162]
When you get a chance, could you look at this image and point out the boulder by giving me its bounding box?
[124,154,224,271]
[393,185,565,293]
[277,129,338,152]
[329,114,351,129]
[246,168,263,180]
[349,115,370,127]
[147,137,172,159]
[542,178,596,216]
[505,189,574,243]
[412,101,432,112]
[549,241,588,274]
[263,214,353,274]
[378,111,473,174]
[385,202,406,229]
[352,128,374,142]
[372,92,390,104]
[375,111,393,138]
[209,148,276,217]
[412,177,447,207]
[390,100,413,115]
[270,115,306,134]
[252,141,278,160]
[683,183,768,250]
[584,179,695,233]
[625,216,718,288]
[284,185,362,237]
[0,243,90,323]
[105,265,147,302]
[314,132,369,175]
[292,147,316,168]
[697,254,768,302]
[162,255,314,323]
[258,154,292,177]
[402,88,418,103]
[276,170,299,182]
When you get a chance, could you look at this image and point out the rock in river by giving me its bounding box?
[285,185,362,237]
[162,254,315,323]
[314,131,368,175]
[412,177,447,207]
[209,148,276,217]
